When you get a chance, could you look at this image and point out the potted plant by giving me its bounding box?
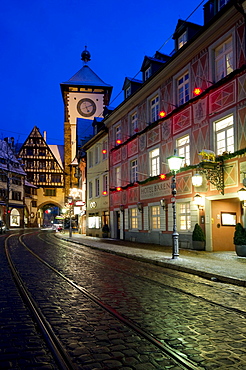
[234,223,246,257]
[192,223,205,250]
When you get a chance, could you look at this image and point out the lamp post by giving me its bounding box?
[67,196,73,237]
[167,149,184,259]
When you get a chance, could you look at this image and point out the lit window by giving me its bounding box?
[130,208,138,229]
[130,159,138,183]
[88,216,101,229]
[151,206,161,229]
[215,37,233,81]
[178,72,189,106]
[115,166,121,187]
[102,140,108,160]
[103,174,108,194]
[149,148,160,177]
[95,178,100,197]
[131,112,138,135]
[179,203,191,231]
[115,125,121,144]
[215,115,234,155]
[178,31,187,49]
[177,135,190,166]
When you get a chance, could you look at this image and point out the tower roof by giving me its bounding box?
[61,64,112,88]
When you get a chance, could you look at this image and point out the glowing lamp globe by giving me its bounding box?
[192,173,203,187]
[167,150,184,173]
[238,188,246,201]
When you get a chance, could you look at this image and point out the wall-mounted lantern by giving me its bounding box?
[194,194,204,210]
[160,199,167,210]
[192,173,203,187]
[137,202,143,212]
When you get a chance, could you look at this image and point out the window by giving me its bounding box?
[145,67,151,81]
[126,86,131,98]
[89,181,93,199]
[115,166,121,187]
[88,216,101,229]
[215,37,233,81]
[44,188,56,196]
[178,72,189,106]
[177,135,190,166]
[130,208,138,229]
[95,178,100,197]
[51,174,61,183]
[12,176,22,185]
[39,174,46,182]
[95,146,100,165]
[0,172,7,182]
[88,151,93,168]
[130,159,138,183]
[150,96,159,122]
[219,0,229,10]
[215,115,234,155]
[131,112,138,135]
[102,140,108,160]
[149,148,160,176]
[178,31,187,49]
[151,206,161,229]
[26,148,33,155]
[103,174,108,194]
[179,203,191,231]
[115,125,121,144]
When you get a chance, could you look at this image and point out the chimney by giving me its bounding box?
[43,131,47,142]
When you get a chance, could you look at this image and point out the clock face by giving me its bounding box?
[77,98,97,117]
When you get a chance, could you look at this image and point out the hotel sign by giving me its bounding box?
[140,180,171,200]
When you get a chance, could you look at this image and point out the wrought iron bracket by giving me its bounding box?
[198,160,224,195]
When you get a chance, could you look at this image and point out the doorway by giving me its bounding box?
[211,198,241,251]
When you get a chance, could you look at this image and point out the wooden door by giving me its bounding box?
[211,198,241,251]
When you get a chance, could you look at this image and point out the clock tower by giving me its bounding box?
[61,47,113,195]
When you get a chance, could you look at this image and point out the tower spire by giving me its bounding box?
[81,46,91,64]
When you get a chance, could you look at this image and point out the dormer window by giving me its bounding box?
[126,86,131,98]
[178,31,187,49]
[145,67,151,81]
[219,0,229,10]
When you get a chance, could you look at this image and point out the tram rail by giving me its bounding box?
[5,230,205,370]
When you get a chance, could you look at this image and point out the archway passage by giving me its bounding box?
[41,204,62,227]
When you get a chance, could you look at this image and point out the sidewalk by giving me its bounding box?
[56,232,246,287]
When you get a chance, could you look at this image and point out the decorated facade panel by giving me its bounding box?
[209,81,236,113]
[161,119,172,142]
[128,138,138,158]
[224,160,238,188]
[173,107,191,135]
[191,49,209,92]
[191,125,210,164]
[238,73,246,102]
[237,106,246,150]
[128,187,139,204]
[147,126,161,147]
[138,101,147,132]
[176,171,192,195]
[236,20,246,69]
[112,148,121,165]
[160,79,173,115]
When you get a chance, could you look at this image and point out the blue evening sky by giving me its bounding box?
[1,0,205,146]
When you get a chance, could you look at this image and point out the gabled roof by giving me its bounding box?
[173,19,202,39]
[0,139,26,175]
[61,65,112,88]
[49,145,64,169]
[140,53,170,72]
[122,77,142,90]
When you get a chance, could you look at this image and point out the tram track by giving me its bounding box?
[44,232,246,318]
[5,231,204,370]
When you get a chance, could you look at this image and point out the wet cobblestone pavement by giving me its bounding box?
[2,230,246,369]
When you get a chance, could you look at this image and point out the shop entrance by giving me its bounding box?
[211,198,241,251]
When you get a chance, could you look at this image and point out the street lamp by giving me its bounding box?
[167,149,184,259]
[67,196,73,237]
